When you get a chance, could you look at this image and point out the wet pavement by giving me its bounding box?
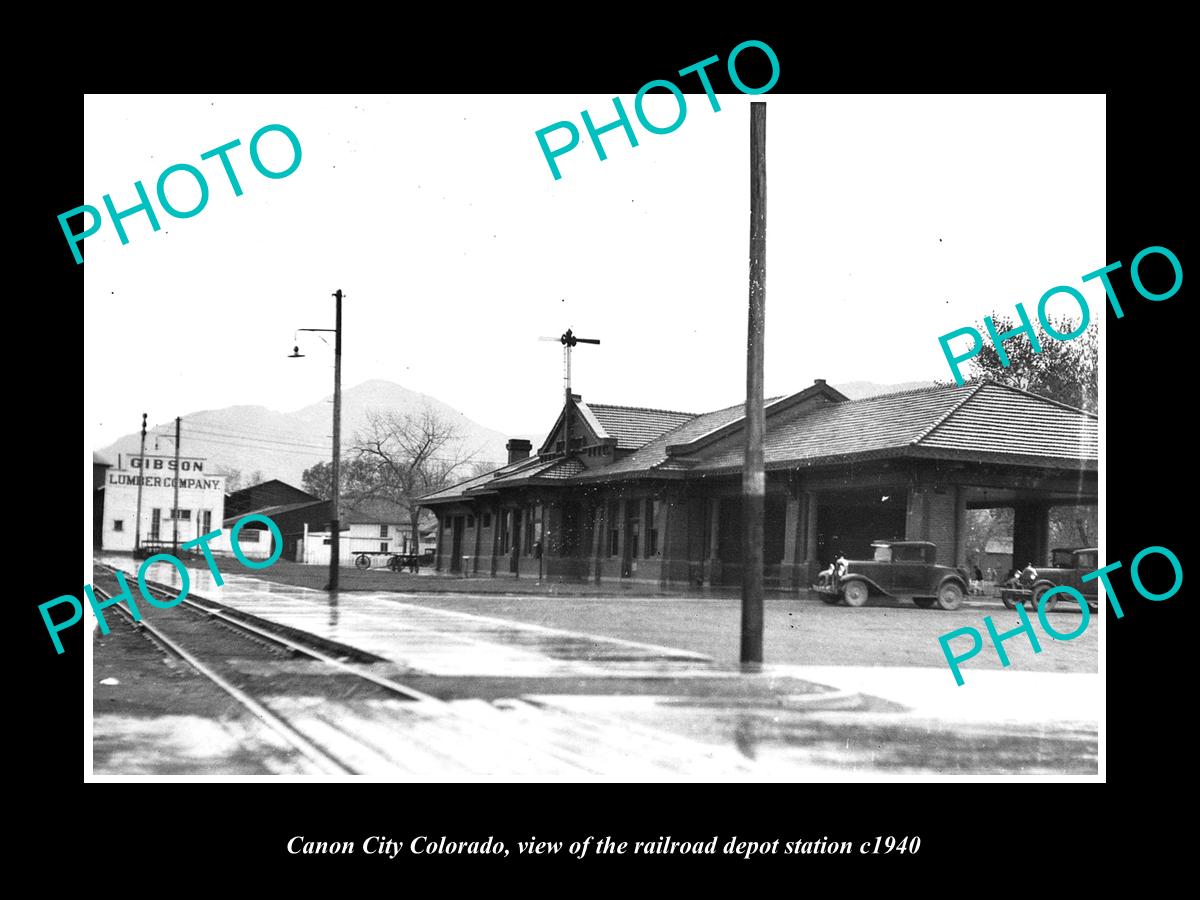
[93,555,1101,778]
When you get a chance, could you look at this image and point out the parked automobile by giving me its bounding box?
[813,540,970,610]
[1000,547,1099,613]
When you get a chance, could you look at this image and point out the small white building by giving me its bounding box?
[99,453,226,553]
[300,498,427,565]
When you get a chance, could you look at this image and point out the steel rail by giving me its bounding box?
[95,585,355,776]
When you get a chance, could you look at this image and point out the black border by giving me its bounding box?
[34,23,1190,883]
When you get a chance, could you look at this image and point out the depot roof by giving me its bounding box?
[420,380,1097,504]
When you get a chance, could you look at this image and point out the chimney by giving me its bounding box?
[814,378,826,385]
[506,438,532,464]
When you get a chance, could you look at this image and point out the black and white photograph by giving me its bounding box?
[76,87,1113,784]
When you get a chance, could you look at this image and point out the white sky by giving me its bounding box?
[84,94,1105,447]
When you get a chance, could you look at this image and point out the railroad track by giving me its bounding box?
[90,561,626,778]
[91,561,455,776]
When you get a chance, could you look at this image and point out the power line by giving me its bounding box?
[178,429,332,452]
[150,432,330,455]
[175,427,331,448]
[149,429,491,465]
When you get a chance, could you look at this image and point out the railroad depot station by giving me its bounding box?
[420,380,1098,588]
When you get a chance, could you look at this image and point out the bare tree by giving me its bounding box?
[468,459,500,479]
[353,405,481,555]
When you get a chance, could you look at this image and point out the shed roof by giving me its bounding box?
[223,498,326,527]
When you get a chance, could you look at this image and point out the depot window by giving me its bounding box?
[380,524,389,538]
[113,520,124,532]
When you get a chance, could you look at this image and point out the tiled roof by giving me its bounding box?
[585,403,696,449]
[918,383,1097,459]
[692,382,1096,472]
[575,401,750,480]
[419,454,549,503]
[419,471,493,503]
[539,458,586,480]
[420,381,1097,502]
[473,456,587,489]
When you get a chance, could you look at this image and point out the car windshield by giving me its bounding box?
[1051,549,1075,567]
[872,545,892,562]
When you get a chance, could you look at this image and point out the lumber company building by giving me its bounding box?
[94,453,226,553]
[420,380,1098,589]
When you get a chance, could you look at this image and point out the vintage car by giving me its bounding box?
[814,540,970,610]
[1000,547,1099,613]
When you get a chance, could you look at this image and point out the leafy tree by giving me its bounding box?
[301,457,382,500]
[954,312,1097,413]
[964,507,1014,571]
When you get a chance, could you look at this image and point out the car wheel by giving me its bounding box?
[843,581,869,607]
[355,554,370,570]
[1001,593,1017,610]
[913,597,936,609]
[1034,583,1056,613]
[936,582,964,611]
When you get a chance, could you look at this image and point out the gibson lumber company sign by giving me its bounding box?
[108,456,222,491]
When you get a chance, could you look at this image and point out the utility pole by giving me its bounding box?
[741,101,767,666]
[134,412,148,554]
[172,416,181,555]
[134,413,147,555]
[330,289,343,591]
[291,290,344,591]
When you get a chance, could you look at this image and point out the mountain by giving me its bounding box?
[832,380,938,400]
[95,379,936,488]
[96,380,513,488]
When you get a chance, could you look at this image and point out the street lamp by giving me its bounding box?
[291,289,344,591]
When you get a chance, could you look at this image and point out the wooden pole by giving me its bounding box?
[741,101,767,665]
[171,416,181,555]
[327,289,343,591]
[134,413,147,554]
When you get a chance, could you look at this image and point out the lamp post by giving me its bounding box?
[291,289,343,591]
